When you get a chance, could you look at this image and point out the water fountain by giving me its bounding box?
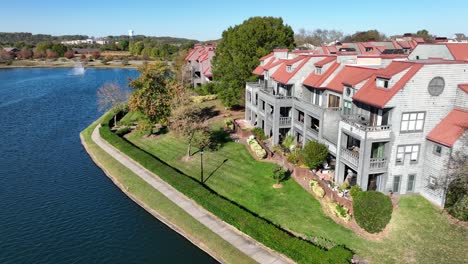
[70,61,85,76]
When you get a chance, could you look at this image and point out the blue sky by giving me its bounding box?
[2,0,467,40]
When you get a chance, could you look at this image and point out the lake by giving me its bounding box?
[0,68,216,264]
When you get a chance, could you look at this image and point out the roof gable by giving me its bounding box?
[427,109,468,147]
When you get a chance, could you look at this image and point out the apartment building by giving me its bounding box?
[245,43,468,207]
[184,44,215,87]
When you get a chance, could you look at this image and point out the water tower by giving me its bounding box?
[128,29,134,39]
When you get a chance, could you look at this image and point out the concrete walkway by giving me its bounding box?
[91,126,293,264]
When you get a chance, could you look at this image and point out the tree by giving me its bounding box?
[92,51,101,60]
[97,82,130,126]
[212,16,295,107]
[119,39,129,51]
[272,165,288,187]
[46,49,58,59]
[64,50,74,59]
[33,50,45,59]
[343,30,387,42]
[129,41,144,55]
[128,61,175,125]
[416,29,433,42]
[295,28,344,46]
[170,104,206,157]
[51,43,67,57]
[302,141,328,169]
[18,47,33,59]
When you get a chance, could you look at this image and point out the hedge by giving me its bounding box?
[353,191,393,233]
[99,111,353,263]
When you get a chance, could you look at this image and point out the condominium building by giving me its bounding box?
[184,44,215,87]
[245,43,468,207]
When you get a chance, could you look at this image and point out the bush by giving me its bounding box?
[121,57,129,66]
[350,185,362,198]
[447,195,468,221]
[195,82,218,95]
[310,180,325,198]
[115,127,131,136]
[247,136,267,159]
[327,202,351,222]
[302,141,328,169]
[286,149,304,165]
[444,175,468,221]
[251,127,266,140]
[191,94,218,104]
[98,111,353,263]
[353,191,393,233]
[224,118,234,131]
[282,135,295,150]
[272,165,287,184]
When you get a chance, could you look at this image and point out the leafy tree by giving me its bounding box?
[128,61,175,125]
[272,165,287,185]
[170,104,206,157]
[191,127,212,152]
[97,82,130,126]
[212,16,295,107]
[92,51,101,59]
[35,41,53,52]
[119,39,129,51]
[416,29,433,42]
[343,30,387,42]
[51,43,67,57]
[64,50,74,59]
[46,50,58,59]
[19,47,33,59]
[129,41,144,55]
[302,140,328,169]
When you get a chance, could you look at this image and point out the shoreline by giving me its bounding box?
[0,64,139,69]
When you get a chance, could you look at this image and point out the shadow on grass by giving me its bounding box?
[203,158,229,184]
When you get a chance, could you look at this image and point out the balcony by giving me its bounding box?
[340,147,359,168]
[369,158,388,172]
[279,117,292,126]
[293,97,324,115]
[306,127,319,137]
[342,114,391,131]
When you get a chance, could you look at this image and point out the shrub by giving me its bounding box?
[327,202,351,222]
[272,165,287,184]
[447,195,468,221]
[191,94,218,104]
[121,57,129,66]
[302,141,328,169]
[251,127,266,140]
[247,136,267,159]
[310,180,325,198]
[282,135,295,150]
[224,118,234,131]
[444,175,468,221]
[98,111,353,263]
[115,127,131,136]
[286,149,304,165]
[353,191,393,233]
[195,82,218,95]
[350,185,362,198]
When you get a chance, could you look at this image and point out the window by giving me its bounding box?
[428,77,445,96]
[262,100,265,110]
[343,100,352,115]
[429,176,437,189]
[286,65,292,72]
[393,175,401,193]
[407,174,416,192]
[433,144,442,156]
[264,71,269,79]
[328,94,340,108]
[396,145,419,165]
[315,67,322,75]
[297,111,304,123]
[260,61,264,66]
[401,112,425,132]
[376,78,389,88]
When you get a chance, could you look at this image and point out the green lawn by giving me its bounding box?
[126,129,468,264]
[80,118,257,264]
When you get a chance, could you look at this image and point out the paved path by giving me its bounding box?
[91,126,293,264]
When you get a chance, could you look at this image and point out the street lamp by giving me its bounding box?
[200,149,204,183]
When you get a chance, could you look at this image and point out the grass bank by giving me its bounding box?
[122,106,467,263]
[99,111,354,264]
[80,115,257,264]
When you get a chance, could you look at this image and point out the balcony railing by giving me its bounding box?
[340,147,359,168]
[279,117,292,126]
[369,158,388,171]
[306,127,319,136]
[327,107,342,111]
[342,114,391,131]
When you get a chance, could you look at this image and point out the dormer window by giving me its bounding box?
[376,78,390,89]
[264,71,269,79]
[286,65,292,72]
[260,61,265,66]
[315,66,322,75]
[365,47,373,52]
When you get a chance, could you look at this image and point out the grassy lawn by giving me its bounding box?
[125,112,467,264]
[80,118,257,264]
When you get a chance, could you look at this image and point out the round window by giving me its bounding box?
[428,77,445,96]
[346,87,351,96]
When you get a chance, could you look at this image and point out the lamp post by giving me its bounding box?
[200,149,204,183]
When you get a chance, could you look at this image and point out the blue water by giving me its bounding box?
[0,68,216,264]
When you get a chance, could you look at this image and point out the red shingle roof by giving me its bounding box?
[271,56,311,84]
[458,84,468,93]
[303,61,340,88]
[427,109,468,147]
[314,56,335,67]
[446,43,468,60]
[352,62,423,108]
[326,66,376,93]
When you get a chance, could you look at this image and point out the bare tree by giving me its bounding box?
[295,28,344,47]
[97,82,130,126]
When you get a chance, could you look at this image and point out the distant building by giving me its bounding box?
[3,47,19,53]
[128,30,134,38]
[184,44,216,87]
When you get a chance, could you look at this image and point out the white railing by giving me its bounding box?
[279,117,292,126]
[342,114,391,131]
[369,158,388,171]
[306,127,319,136]
[340,147,359,167]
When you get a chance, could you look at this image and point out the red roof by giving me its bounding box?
[260,53,274,61]
[274,48,289,52]
[303,61,340,88]
[326,66,376,93]
[252,53,279,75]
[446,43,468,60]
[271,56,311,84]
[314,56,335,67]
[458,84,468,93]
[427,109,468,147]
[353,62,423,108]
